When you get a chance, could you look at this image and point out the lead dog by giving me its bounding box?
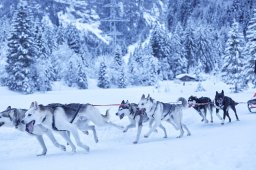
[116,100,166,144]
[138,94,191,141]
[214,90,240,125]
[22,102,123,153]
[188,96,222,123]
[0,106,66,156]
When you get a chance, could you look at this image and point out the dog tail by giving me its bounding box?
[102,109,110,121]
[177,97,187,108]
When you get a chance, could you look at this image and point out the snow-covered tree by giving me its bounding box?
[110,45,126,87]
[183,21,196,73]
[150,25,172,80]
[128,44,159,86]
[5,3,37,94]
[222,20,245,92]
[194,26,215,73]
[98,61,110,88]
[170,22,187,76]
[0,17,10,86]
[66,25,81,54]
[33,18,52,92]
[243,9,256,87]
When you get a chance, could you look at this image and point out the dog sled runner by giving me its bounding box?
[247,99,256,113]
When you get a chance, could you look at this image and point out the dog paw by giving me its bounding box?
[144,135,149,138]
[37,152,46,156]
[61,145,66,151]
[187,133,191,136]
[133,141,138,144]
[211,121,213,123]
[95,139,99,143]
[123,129,127,133]
[221,123,224,125]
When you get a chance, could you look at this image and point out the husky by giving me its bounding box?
[22,102,123,153]
[214,90,240,125]
[116,100,166,144]
[138,94,191,141]
[0,106,66,156]
[188,96,222,123]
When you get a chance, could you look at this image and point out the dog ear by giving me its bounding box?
[216,91,218,95]
[141,94,145,99]
[147,94,150,99]
[121,100,125,104]
[7,106,11,110]
[221,90,224,95]
[34,101,39,110]
[126,100,129,104]
[30,102,34,108]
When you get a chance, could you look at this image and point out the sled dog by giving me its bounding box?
[138,94,191,141]
[22,102,123,153]
[0,106,66,156]
[116,100,167,144]
[188,96,222,123]
[214,90,240,124]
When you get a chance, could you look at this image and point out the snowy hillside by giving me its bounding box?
[0,78,256,170]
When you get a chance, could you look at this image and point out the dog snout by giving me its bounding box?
[21,120,25,124]
[116,112,118,116]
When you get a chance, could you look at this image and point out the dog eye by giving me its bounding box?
[28,114,32,117]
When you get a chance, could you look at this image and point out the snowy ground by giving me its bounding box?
[0,77,256,170]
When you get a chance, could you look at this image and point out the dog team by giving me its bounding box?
[0,90,240,156]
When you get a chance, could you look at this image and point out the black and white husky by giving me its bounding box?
[214,90,240,125]
[188,96,222,123]
[116,100,166,144]
[0,106,66,156]
[137,94,191,141]
[22,102,123,153]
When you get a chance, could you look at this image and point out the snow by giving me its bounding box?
[0,77,256,170]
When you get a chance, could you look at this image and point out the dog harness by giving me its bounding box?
[50,104,82,131]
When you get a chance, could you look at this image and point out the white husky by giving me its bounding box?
[138,94,191,140]
[0,106,66,156]
[22,102,123,153]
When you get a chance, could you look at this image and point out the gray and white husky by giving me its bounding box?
[22,102,123,153]
[116,100,167,144]
[138,94,191,140]
[0,106,66,156]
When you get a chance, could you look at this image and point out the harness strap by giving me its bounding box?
[70,104,82,123]
[150,101,159,119]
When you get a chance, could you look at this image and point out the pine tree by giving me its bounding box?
[110,45,126,87]
[243,9,256,87]
[194,26,215,73]
[128,44,159,86]
[77,64,88,89]
[66,25,81,54]
[5,4,37,94]
[33,18,52,92]
[0,17,10,86]
[98,62,110,88]
[222,20,245,92]
[150,25,172,80]
[170,22,187,76]
[183,21,196,73]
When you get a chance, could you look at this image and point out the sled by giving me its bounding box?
[247,99,256,113]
